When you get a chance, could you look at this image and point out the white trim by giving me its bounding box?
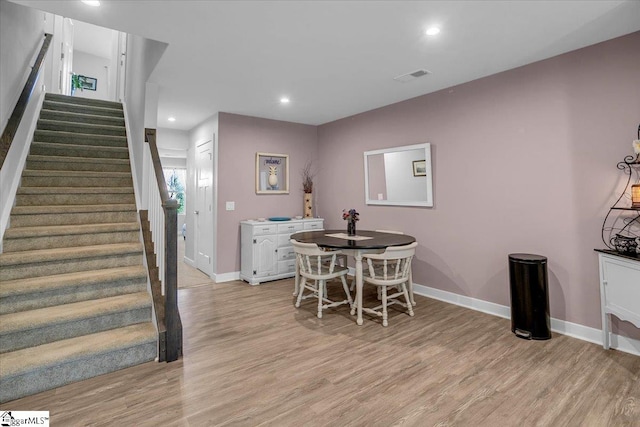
[183,256,196,268]
[413,282,640,357]
[214,271,240,283]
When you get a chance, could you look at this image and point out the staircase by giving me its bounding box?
[0,93,157,403]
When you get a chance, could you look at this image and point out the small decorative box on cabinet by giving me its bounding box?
[240,218,324,285]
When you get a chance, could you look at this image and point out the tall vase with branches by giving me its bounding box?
[302,160,315,218]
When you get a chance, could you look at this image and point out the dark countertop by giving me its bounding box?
[594,248,640,262]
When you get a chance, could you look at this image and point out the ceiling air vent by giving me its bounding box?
[393,69,431,83]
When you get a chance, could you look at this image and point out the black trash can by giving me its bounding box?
[508,253,551,340]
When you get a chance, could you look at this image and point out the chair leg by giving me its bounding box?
[317,279,324,318]
[295,277,306,307]
[293,264,300,296]
[402,282,414,317]
[408,270,416,306]
[381,285,388,327]
[340,275,353,305]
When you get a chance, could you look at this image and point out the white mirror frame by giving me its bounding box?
[364,143,433,207]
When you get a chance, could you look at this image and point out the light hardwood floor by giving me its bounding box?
[2,278,639,426]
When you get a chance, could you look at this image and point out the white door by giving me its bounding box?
[60,18,74,95]
[195,139,214,275]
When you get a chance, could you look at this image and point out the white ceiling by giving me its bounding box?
[11,0,640,131]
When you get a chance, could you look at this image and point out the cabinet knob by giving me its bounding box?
[194,210,199,215]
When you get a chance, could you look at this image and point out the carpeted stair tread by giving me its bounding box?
[27,154,130,166]
[15,191,135,207]
[3,222,139,239]
[34,130,127,147]
[42,100,124,117]
[0,292,151,337]
[40,109,125,127]
[0,266,146,299]
[11,204,136,215]
[45,93,123,110]
[37,119,126,137]
[22,170,132,179]
[17,186,134,195]
[0,242,143,267]
[30,144,129,160]
[0,322,156,379]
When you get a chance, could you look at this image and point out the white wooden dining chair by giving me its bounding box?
[369,230,415,306]
[350,230,416,306]
[357,241,417,326]
[292,235,348,297]
[292,240,352,319]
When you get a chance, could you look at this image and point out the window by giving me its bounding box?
[163,168,186,214]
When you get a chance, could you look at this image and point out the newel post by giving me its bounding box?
[164,197,180,361]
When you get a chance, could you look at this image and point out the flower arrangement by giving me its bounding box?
[342,208,359,222]
[301,160,315,193]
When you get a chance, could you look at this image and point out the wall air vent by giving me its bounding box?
[393,69,431,83]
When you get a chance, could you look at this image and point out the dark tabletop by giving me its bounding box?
[290,229,416,250]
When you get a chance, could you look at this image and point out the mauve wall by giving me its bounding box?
[217,113,318,273]
[316,32,640,338]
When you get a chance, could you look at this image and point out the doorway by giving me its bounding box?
[51,16,125,101]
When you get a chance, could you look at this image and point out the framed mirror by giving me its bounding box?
[364,143,433,207]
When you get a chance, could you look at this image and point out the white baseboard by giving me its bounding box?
[214,271,240,283]
[183,256,196,268]
[413,283,640,357]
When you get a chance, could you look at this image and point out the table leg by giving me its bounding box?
[355,252,364,326]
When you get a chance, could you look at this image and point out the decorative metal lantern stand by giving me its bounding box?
[601,125,640,256]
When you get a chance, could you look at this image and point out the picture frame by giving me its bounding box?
[256,152,289,194]
[79,75,97,91]
[412,160,426,176]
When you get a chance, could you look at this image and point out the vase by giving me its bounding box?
[347,219,356,236]
[304,192,313,218]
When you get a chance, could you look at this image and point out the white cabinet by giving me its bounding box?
[240,218,324,285]
[597,251,640,349]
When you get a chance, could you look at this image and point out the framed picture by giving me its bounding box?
[413,160,426,176]
[256,152,289,194]
[78,75,97,91]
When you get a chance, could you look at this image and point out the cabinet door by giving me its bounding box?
[253,235,277,277]
[602,256,640,327]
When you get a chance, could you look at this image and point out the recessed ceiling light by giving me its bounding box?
[168,117,176,122]
[426,27,441,36]
[280,97,290,104]
[81,0,101,6]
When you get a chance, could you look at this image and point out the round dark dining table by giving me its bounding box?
[290,229,416,325]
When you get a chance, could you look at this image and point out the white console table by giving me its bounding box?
[596,250,640,349]
[240,218,324,285]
